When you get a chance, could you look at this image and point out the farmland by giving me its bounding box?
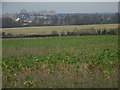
[2,35,118,88]
[2,24,118,35]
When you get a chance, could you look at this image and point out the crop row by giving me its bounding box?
[3,49,118,76]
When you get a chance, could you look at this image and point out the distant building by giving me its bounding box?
[10,17,20,22]
[39,10,55,15]
[21,9,27,13]
[49,10,56,15]
[27,18,33,23]
[15,18,20,22]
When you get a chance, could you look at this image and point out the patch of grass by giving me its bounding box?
[2,35,118,88]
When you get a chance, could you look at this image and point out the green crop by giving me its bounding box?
[2,35,118,88]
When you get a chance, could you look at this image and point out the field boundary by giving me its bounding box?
[2,34,117,39]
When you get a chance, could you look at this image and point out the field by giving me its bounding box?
[2,35,118,88]
[2,24,118,35]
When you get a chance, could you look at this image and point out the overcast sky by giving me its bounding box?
[2,2,118,14]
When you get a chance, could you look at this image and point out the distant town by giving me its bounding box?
[2,9,118,28]
[2,9,56,26]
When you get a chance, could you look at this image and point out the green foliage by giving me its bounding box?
[51,31,59,36]
[2,35,118,88]
[60,31,66,36]
[2,49,118,75]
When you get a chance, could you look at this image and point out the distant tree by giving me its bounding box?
[97,30,101,35]
[111,13,118,24]
[2,17,22,28]
[51,18,58,25]
[61,31,66,36]
[102,29,107,35]
[51,31,59,36]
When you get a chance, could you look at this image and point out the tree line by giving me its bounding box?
[2,13,119,28]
